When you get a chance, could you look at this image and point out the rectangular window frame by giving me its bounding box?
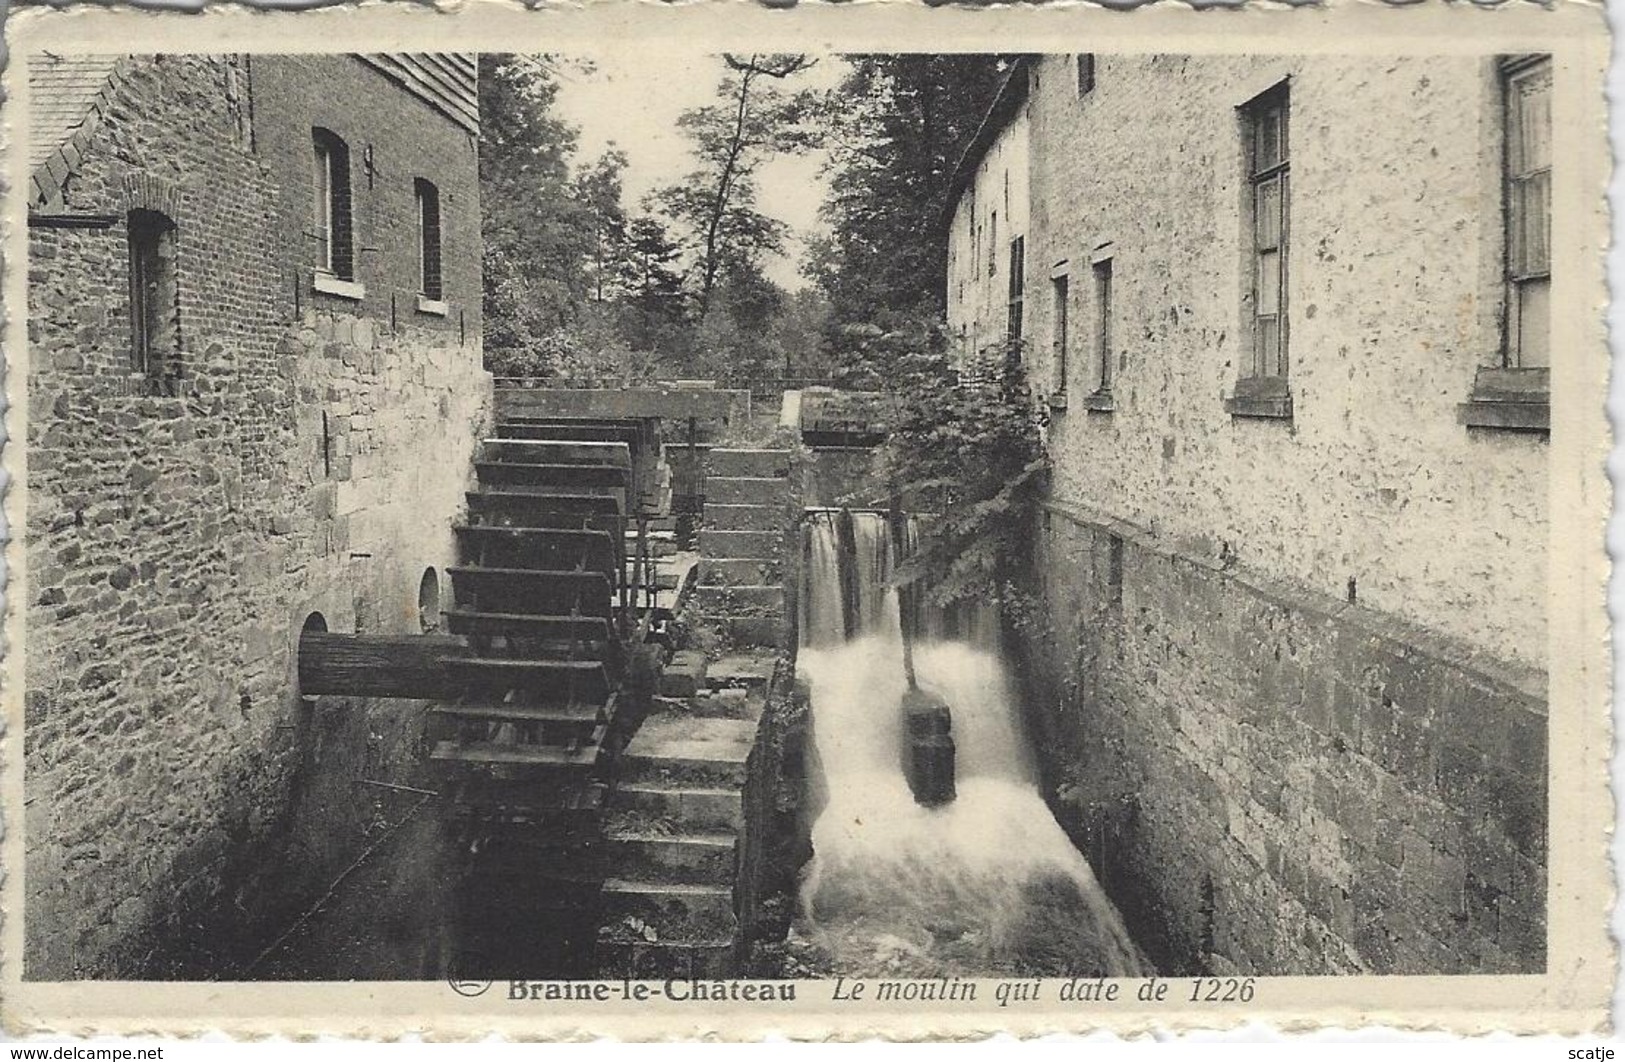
[1094,257,1114,395]
[128,209,178,380]
[312,129,359,293]
[1076,54,1096,98]
[1227,80,1294,420]
[415,177,446,310]
[1006,235,1026,345]
[1502,55,1551,370]
[1459,55,1552,434]
[1050,270,1070,406]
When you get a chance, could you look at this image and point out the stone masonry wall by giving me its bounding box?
[24,54,489,978]
[1015,505,1546,975]
[1019,55,1547,672]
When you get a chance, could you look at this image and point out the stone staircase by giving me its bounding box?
[596,650,776,977]
[693,449,792,649]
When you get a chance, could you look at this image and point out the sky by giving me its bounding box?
[549,48,847,292]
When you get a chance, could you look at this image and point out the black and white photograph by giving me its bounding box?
[4,6,1613,1036]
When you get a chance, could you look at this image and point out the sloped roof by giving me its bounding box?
[942,56,1033,230]
[27,53,121,209]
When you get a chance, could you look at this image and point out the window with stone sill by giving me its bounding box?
[312,128,355,282]
[415,177,443,303]
[1460,55,1552,435]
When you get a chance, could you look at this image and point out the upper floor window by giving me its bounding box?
[1006,236,1026,343]
[415,178,443,302]
[1243,82,1289,382]
[1051,273,1069,395]
[1458,56,1552,434]
[312,129,354,281]
[1077,55,1096,98]
[128,209,179,377]
[989,211,999,277]
[1093,257,1114,395]
[1503,56,1551,369]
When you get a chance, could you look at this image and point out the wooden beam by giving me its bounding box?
[297,631,472,700]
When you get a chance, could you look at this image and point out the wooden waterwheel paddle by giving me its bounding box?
[890,498,956,807]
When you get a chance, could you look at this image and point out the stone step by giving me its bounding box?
[622,715,754,787]
[705,652,778,691]
[658,649,708,698]
[701,557,784,586]
[601,879,737,942]
[703,504,781,532]
[707,448,792,478]
[595,938,734,979]
[691,687,755,719]
[691,584,784,613]
[699,529,781,559]
[706,476,788,506]
[606,830,738,886]
[706,614,787,650]
[615,783,744,832]
[643,689,753,721]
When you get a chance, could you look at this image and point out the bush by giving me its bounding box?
[838,318,1047,610]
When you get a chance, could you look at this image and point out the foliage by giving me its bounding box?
[654,54,825,316]
[479,55,597,369]
[573,148,632,304]
[811,55,1011,338]
[844,318,1047,609]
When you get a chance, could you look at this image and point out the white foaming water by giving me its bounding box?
[796,515,1148,977]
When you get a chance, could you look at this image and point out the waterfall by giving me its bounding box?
[796,511,1148,978]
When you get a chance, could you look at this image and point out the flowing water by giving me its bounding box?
[796,511,1149,978]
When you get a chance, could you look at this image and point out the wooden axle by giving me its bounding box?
[297,630,473,700]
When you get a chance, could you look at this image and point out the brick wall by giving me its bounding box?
[249,55,481,339]
[24,53,490,978]
[1014,504,1546,975]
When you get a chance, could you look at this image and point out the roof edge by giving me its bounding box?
[30,57,127,213]
[940,55,1036,236]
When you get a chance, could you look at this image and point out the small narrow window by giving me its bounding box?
[1093,258,1114,394]
[128,209,179,377]
[415,178,443,301]
[1052,274,1070,394]
[1503,56,1551,368]
[1241,83,1289,381]
[1006,236,1026,343]
[1077,55,1096,98]
[312,129,353,280]
[989,211,999,277]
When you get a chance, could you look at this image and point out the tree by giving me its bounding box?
[479,54,597,375]
[618,214,691,355]
[654,53,824,316]
[573,147,631,304]
[813,55,1010,337]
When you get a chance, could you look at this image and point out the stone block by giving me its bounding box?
[700,557,783,587]
[659,650,708,698]
[707,449,791,478]
[704,504,781,532]
[705,476,786,506]
[700,529,780,559]
[692,584,783,613]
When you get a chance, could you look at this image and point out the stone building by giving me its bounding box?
[947,55,1549,974]
[24,53,489,978]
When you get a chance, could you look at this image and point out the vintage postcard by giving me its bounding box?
[0,0,1613,1040]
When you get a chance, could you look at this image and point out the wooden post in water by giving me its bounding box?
[889,493,955,807]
